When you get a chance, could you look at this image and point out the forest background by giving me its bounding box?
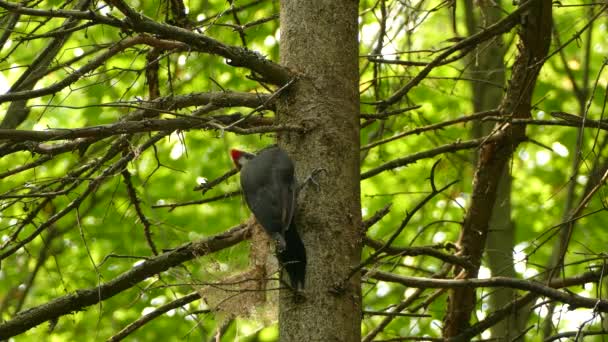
[0,0,607,341]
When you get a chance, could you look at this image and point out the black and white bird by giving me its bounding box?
[230,145,307,290]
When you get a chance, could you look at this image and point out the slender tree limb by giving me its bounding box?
[0,1,125,25]
[360,105,421,120]
[363,237,473,270]
[449,293,537,342]
[367,44,475,67]
[449,269,608,341]
[362,289,427,342]
[105,0,291,85]
[0,0,92,128]
[544,330,608,342]
[151,91,271,113]
[197,0,267,26]
[0,90,272,157]
[0,5,19,51]
[0,136,103,157]
[0,154,110,252]
[0,225,250,339]
[377,0,533,109]
[107,292,202,342]
[0,155,52,179]
[348,161,458,281]
[0,1,291,84]
[451,265,608,342]
[361,134,502,180]
[362,310,430,318]
[362,203,392,231]
[0,134,162,261]
[362,267,451,342]
[0,35,167,104]
[481,112,608,130]
[193,169,239,193]
[368,270,608,311]
[361,110,500,151]
[122,170,158,255]
[152,190,242,210]
[12,226,60,314]
[540,4,608,69]
[0,117,300,142]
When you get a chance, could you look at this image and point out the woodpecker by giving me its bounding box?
[230,145,307,289]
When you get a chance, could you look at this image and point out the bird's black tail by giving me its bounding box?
[277,224,307,290]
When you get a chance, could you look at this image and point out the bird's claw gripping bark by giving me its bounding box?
[300,168,328,191]
[274,233,287,252]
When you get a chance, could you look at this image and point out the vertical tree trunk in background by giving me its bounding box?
[462,0,525,339]
[443,0,552,337]
[277,1,361,341]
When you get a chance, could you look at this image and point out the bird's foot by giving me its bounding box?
[299,168,328,192]
[274,233,287,252]
[330,281,346,295]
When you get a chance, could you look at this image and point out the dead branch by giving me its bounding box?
[0,225,250,339]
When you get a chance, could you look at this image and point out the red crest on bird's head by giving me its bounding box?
[230,149,254,169]
[230,149,242,163]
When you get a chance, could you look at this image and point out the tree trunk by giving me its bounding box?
[462,0,525,339]
[277,1,361,341]
[443,0,552,337]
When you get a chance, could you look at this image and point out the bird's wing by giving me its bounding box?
[244,184,283,234]
[282,179,296,233]
[273,159,296,235]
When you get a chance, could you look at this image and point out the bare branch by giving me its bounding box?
[0,1,124,25]
[362,203,392,231]
[0,134,165,262]
[368,270,608,311]
[0,116,299,143]
[361,110,499,151]
[0,225,249,339]
[193,168,239,193]
[0,1,291,85]
[151,190,241,210]
[107,292,202,342]
[0,35,156,104]
[361,134,502,180]
[347,165,458,281]
[363,237,473,270]
[377,0,534,109]
[122,170,157,255]
[104,0,291,85]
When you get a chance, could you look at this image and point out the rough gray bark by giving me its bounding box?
[277,1,361,341]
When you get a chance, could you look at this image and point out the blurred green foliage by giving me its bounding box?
[0,0,607,340]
